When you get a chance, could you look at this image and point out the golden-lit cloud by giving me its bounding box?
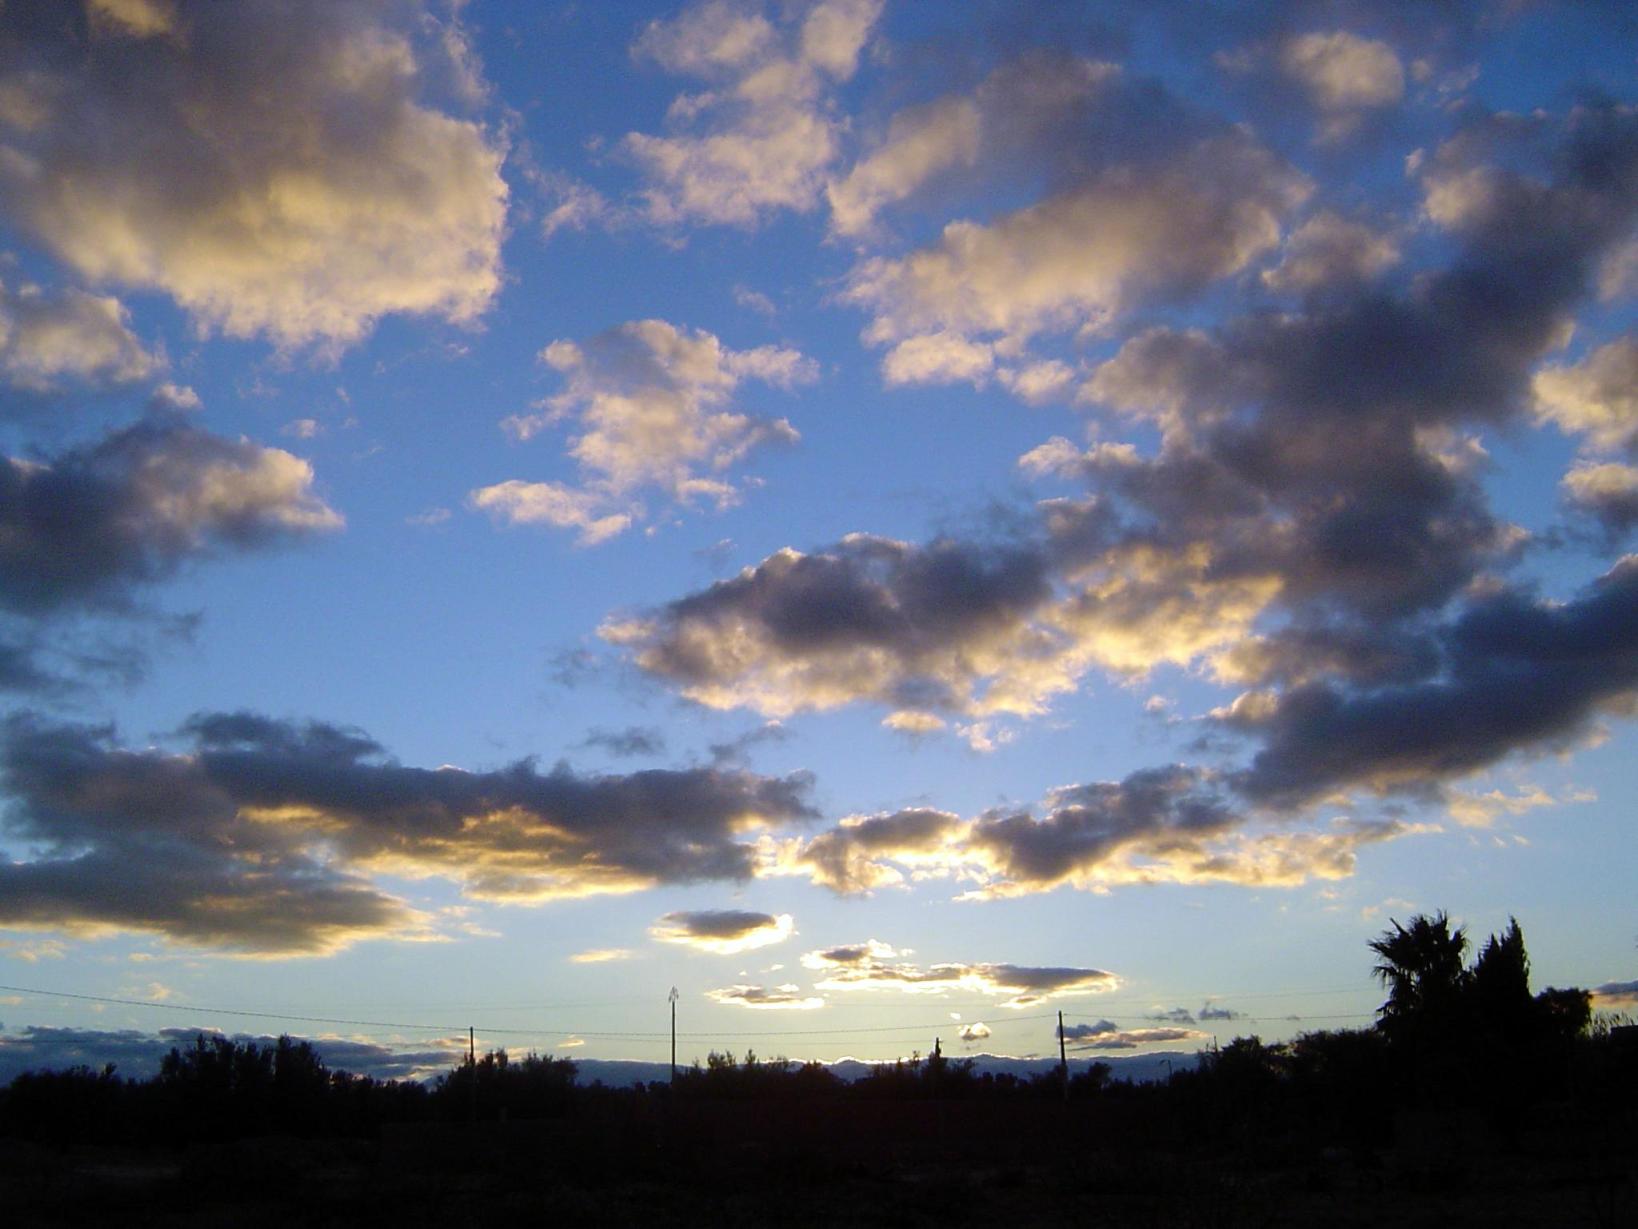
[0,1,507,350]
[1534,338,1638,454]
[569,948,635,964]
[0,712,816,953]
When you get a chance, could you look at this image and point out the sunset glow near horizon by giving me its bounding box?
[0,0,1635,1083]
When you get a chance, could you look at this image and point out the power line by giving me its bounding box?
[0,983,1057,1043]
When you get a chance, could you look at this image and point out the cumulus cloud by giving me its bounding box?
[847,131,1306,384]
[0,711,816,953]
[1,414,341,616]
[1278,31,1404,140]
[776,766,1423,900]
[1534,338,1638,454]
[0,279,160,392]
[791,807,965,893]
[957,1021,991,1042]
[650,909,794,954]
[801,942,1116,1008]
[1562,462,1638,541]
[0,0,507,350]
[624,0,883,227]
[706,983,823,1010]
[1062,1020,1209,1051]
[1227,558,1638,809]
[473,320,814,543]
[1261,211,1400,293]
[832,52,1306,387]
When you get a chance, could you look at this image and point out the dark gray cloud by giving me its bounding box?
[1062,1020,1208,1051]
[649,909,794,953]
[579,726,667,758]
[0,1026,462,1086]
[967,766,1235,888]
[0,413,340,616]
[1229,558,1638,808]
[801,942,1117,1008]
[705,984,822,1010]
[798,807,964,893]
[0,711,816,953]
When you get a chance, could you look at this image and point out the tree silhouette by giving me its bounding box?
[1369,911,1469,1040]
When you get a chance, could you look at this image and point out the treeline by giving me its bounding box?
[1,914,1633,1153]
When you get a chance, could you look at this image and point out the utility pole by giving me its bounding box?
[467,1025,477,1123]
[1058,1010,1068,1103]
[668,987,679,1082]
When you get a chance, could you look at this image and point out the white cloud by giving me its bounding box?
[0,279,160,391]
[624,0,883,228]
[475,319,813,543]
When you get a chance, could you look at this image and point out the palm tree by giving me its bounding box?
[1369,911,1469,1037]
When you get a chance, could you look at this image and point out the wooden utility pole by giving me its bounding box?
[468,1026,477,1122]
[1058,1010,1068,1103]
[669,986,679,1082]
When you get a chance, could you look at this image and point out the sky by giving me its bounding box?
[0,0,1636,1081]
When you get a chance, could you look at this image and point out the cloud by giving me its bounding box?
[847,130,1306,383]
[0,711,816,954]
[801,943,1116,1008]
[569,947,634,964]
[1592,980,1638,1008]
[706,983,823,1010]
[1534,338,1638,454]
[1062,1020,1209,1051]
[957,1022,991,1042]
[1227,558,1638,809]
[580,726,667,758]
[601,526,1124,724]
[0,279,160,393]
[1562,462,1638,541]
[474,320,814,543]
[1,414,341,616]
[0,0,507,350]
[624,0,883,228]
[1445,784,1591,829]
[650,909,794,954]
[1261,211,1400,293]
[793,807,965,894]
[0,1026,463,1086]
[1278,31,1404,139]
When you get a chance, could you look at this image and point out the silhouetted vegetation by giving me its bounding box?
[2,915,1634,1226]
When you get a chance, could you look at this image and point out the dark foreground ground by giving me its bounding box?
[3,1099,1634,1228]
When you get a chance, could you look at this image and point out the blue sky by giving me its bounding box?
[0,0,1635,1076]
